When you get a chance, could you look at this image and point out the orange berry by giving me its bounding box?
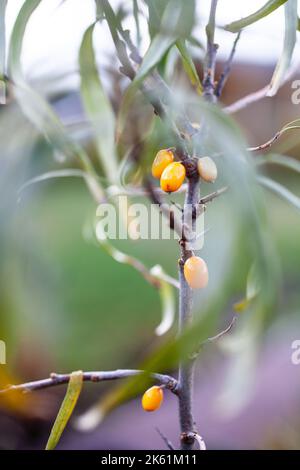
[152,149,174,179]
[197,157,217,183]
[141,386,164,412]
[160,162,186,192]
[184,256,209,289]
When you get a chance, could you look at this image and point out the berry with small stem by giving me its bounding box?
[152,149,174,179]
[160,162,186,193]
[142,386,164,412]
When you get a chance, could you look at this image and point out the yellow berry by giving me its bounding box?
[184,256,209,289]
[152,149,174,179]
[197,157,217,183]
[141,386,164,412]
[160,162,186,193]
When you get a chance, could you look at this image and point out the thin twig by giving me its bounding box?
[224,84,270,114]
[155,427,175,450]
[203,0,219,102]
[215,32,241,98]
[200,186,228,204]
[203,316,237,345]
[192,186,228,219]
[248,131,282,152]
[0,370,178,395]
[190,316,237,360]
[224,61,299,114]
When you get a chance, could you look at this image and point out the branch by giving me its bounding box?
[247,130,282,152]
[224,83,270,115]
[103,4,199,152]
[203,0,219,102]
[145,178,191,240]
[178,177,200,451]
[192,186,228,220]
[215,32,241,98]
[224,61,299,114]
[0,370,178,395]
[200,185,228,204]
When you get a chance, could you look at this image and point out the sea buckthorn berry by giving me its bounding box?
[197,157,217,183]
[160,162,186,193]
[142,386,164,412]
[152,149,174,179]
[184,256,209,289]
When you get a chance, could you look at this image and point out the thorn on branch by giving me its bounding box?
[190,315,237,360]
[155,427,175,450]
[192,186,228,219]
[215,32,241,98]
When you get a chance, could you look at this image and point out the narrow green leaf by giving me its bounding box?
[150,265,176,336]
[46,371,83,450]
[225,0,288,33]
[234,263,261,312]
[79,24,118,183]
[0,0,7,74]
[258,175,300,211]
[144,0,169,37]
[256,153,300,173]
[8,0,42,80]
[132,0,141,46]
[95,0,104,20]
[7,0,99,181]
[18,170,106,203]
[282,118,300,131]
[0,0,7,103]
[267,0,298,96]
[176,39,202,94]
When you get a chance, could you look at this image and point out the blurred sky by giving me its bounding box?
[4,0,300,91]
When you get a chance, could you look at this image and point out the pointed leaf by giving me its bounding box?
[132,0,141,45]
[256,153,300,173]
[0,0,7,104]
[144,0,169,37]
[267,0,298,96]
[258,175,300,211]
[225,0,288,33]
[234,263,261,312]
[176,39,202,94]
[150,265,176,336]
[8,0,99,181]
[79,23,118,183]
[45,371,83,450]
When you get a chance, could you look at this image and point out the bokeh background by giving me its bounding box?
[1,0,300,450]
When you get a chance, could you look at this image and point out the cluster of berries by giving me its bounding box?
[151,148,217,192]
[141,150,218,412]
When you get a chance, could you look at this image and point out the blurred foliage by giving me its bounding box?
[0,0,300,450]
